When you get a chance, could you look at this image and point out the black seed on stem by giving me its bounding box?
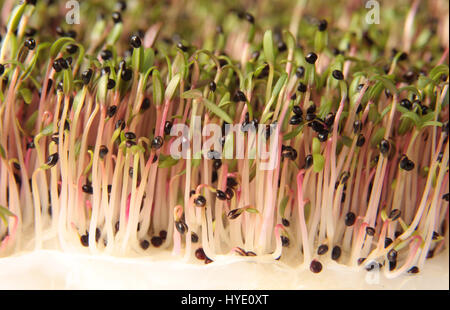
[107,79,116,89]
[194,195,207,207]
[225,187,234,200]
[384,238,393,248]
[100,49,113,61]
[129,35,141,48]
[176,42,188,52]
[81,69,93,85]
[289,115,303,125]
[293,105,303,116]
[141,98,150,111]
[379,139,390,155]
[400,98,412,110]
[310,260,323,273]
[282,218,290,227]
[304,154,313,169]
[112,11,122,23]
[233,90,247,102]
[151,136,164,149]
[366,226,376,236]
[107,105,117,117]
[332,70,344,80]
[317,244,329,255]
[297,82,307,92]
[399,156,415,171]
[408,266,419,274]
[121,68,133,81]
[124,132,136,140]
[443,193,449,201]
[175,221,187,234]
[0,64,4,76]
[24,37,36,50]
[387,249,397,262]
[389,209,401,221]
[244,12,254,24]
[296,66,305,78]
[46,153,59,167]
[277,42,287,52]
[216,190,227,201]
[305,52,318,64]
[318,19,328,31]
[195,248,206,260]
[209,81,216,92]
[66,44,78,54]
[99,145,108,158]
[356,134,366,147]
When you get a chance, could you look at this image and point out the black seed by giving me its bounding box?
[194,195,207,207]
[281,236,290,247]
[408,266,419,274]
[0,64,4,76]
[233,90,247,102]
[357,258,366,265]
[384,238,393,248]
[304,154,313,169]
[163,121,173,136]
[227,208,242,220]
[82,184,93,194]
[389,209,401,221]
[115,119,125,130]
[195,248,206,260]
[306,104,316,114]
[345,212,356,226]
[317,131,328,142]
[107,79,116,89]
[432,231,440,240]
[209,81,216,92]
[353,120,362,133]
[52,59,62,72]
[379,139,390,155]
[107,105,117,117]
[244,12,254,24]
[65,30,77,39]
[121,68,133,81]
[400,156,415,171]
[305,52,318,64]
[176,42,188,52]
[151,136,164,149]
[318,19,328,31]
[289,115,303,125]
[282,218,290,227]
[317,244,329,255]
[310,260,322,273]
[151,236,163,247]
[400,99,412,110]
[141,98,150,111]
[389,260,397,271]
[297,82,307,92]
[216,190,227,201]
[130,35,141,48]
[332,70,344,80]
[331,246,341,260]
[296,66,305,78]
[124,132,136,140]
[102,66,111,75]
[356,134,365,147]
[66,44,78,54]
[116,1,127,11]
[175,221,187,234]
[277,42,287,52]
[437,152,443,162]
[100,49,113,61]
[211,170,218,183]
[443,193,449,201]
[81,69,93,85]
[366,226,376,236]
[293,105,303,116]
[80,234,89,247]
[95,228,101,242]
[324,113,335,127]
[112,11,122,23]
[45,153,59,167]
[213,159,222,170]
[227,177,238,188]
[225,187,234,200]
[140,240,150,250]
[311,120,326,133]
[387,249,397,262]
[191,232,199,243]
[99,145,108,159]
[427,249,434,259]
[398,52,408,61]
[24,37,36,50]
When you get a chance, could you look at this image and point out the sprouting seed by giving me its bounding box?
[366,226,376,236]
[121,68,133,81]
[216,190,227,201]
[141,98,150,111]
[129,35,142,48]
[24,37,36,50]
[443,193,449,201]
[399,156,415,171]
[194,195,207,207]
[112,11,122,23]
[175,221,188,234]
[318,19,328,31]
[227,208,243,220]
[151,136,164,149]
[213,159,222,170]
[81,69,93,85]
[332,70,344,80]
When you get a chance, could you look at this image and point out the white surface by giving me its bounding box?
[0,249,448,289]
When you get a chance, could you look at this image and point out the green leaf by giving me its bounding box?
[421,121,442,129]
[313,154,325,172]
[165,73,181,101]
[263,30,275,64]
[158,155,179,168]
[7,3,26,33]
[40,123,54,136]
[372,75,398,95]
[245,207,259,214]
[19,87,32,104]
[279,196,289,217]
[0,205,16,227]
[106,23,123,45]
[283,123,304,140]
[312,137,321,155]
[181,89,202,99]
[152,70,163,106]
[370,127,386,147]
[0,144,5,159]
[202,98,234,123]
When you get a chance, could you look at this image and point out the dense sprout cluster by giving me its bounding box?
[0,0,448,277]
